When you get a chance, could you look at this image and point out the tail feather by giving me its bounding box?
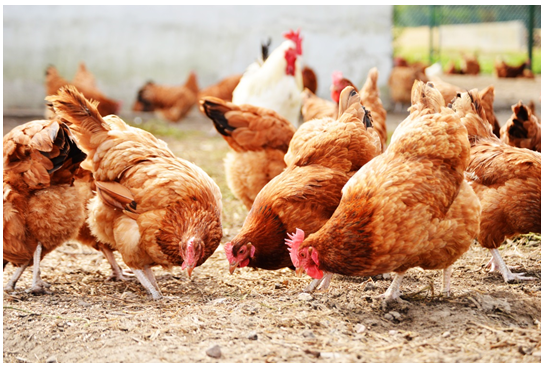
[200,97,235,137]
[45,85,111,151]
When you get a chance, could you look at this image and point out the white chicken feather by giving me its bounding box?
[232,29,304,127]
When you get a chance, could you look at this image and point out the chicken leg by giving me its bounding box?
[27,242,51,294]
[3,261,29,291]
[97,243,133,281]
[132,266,162,300]
[487,248,535,283]
[442,265,453,297]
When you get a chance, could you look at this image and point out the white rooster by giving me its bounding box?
[232,29,304,127]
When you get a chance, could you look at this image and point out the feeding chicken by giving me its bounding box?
[47,86,223,300]
[132,71,200,123]
[449,90,541,283]
[3,119,87,293]
[231,29,304,127]
[499,100,541,152]
[44,65,120,118]
[224,87,381,283]
[287,81,481,302]
[200,96,296,210]
[494,58,533,78]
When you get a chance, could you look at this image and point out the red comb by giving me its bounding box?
[286,228,305,267]
[283,28,302,55]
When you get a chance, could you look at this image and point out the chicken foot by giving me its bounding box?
[3,261,29,291]
[27,242,52,294]
[304,272,334,293]
[132,266,162,300]
[97,243,133,281]
[374,271,408,304]
[487,248,535,283]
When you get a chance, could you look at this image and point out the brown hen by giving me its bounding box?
[47,86,223,300]
[288,81,480,302]
[450,89,541,282]
[499,100,541,152]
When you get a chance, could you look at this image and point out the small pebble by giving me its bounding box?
[206,345,222,359]
[302,329,316,338]
[364,282,376,291]
[390,311,401,320]
[46,356,57,363]
[247,331,258,340]
[442,331,451,338]
[354,324,366,334]
[298,293,313,301]
[388,330,398,335]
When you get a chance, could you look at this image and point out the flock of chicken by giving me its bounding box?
[3,29,541,304]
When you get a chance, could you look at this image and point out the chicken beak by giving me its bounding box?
[229,261,239,275]
[295,267,305,277]
[186,266,194,279]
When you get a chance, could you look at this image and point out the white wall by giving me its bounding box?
[3,5,393,112]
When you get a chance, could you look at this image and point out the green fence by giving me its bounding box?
[393,5,541,74]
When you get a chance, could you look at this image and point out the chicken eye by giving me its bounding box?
[299,252,305,258]
[238,249,245,254]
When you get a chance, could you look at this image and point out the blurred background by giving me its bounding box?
[3,5,541,118]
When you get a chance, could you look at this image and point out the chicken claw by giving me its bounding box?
[487,249,536,283]
[373,271,409,305]
[26,243,52,295]
[304,272,334,293]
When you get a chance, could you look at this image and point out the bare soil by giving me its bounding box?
[3,77,542,363]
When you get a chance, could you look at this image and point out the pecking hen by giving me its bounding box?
[287,81,481,302]
[47,86,223,300]
[224,87,381,285]
[3,119,87,293]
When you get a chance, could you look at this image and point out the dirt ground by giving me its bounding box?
[2,76,542,363]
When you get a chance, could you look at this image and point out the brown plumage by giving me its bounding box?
[223,86,381,282]
[301,65,318,94]
[197,74,243,102]
[461,53,480,75]
[360,67,388,151]
[288,81,480,301]
[132,71,200,123]
[499,100,541,152]
[302,68,388,151]
[72,62,97,91]
[450,89,541,283]
[427,76,463,106]
[200,96,296,210]
[477,85,501,137]
[3,119,87,293]
[494,59,531,78]
[300,88,337,123]
[388,64,428,110]
[44,65,120,118]
[47,86,223,299]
